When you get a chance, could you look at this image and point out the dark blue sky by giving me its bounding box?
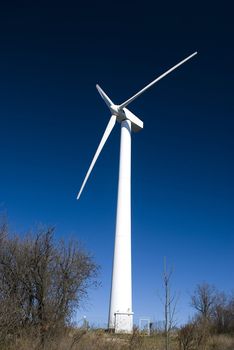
[0,1,233,326]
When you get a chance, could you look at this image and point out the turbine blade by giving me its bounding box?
[123,108,143,132]
[119,52,197,109]
[96,84,114,108]
[77,115,116,199]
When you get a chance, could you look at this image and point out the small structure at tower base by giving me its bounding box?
[112,311,134,334]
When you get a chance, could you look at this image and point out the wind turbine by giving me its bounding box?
[77,51,197,333]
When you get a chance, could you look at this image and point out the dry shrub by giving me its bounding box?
[178,321,210,350]
[128,328,144,349]
[208,334,234,350]
[1,328,234,350]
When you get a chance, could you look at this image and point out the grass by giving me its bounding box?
[1,328,234,350]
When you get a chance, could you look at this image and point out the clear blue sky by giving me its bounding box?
[0,1,233,327]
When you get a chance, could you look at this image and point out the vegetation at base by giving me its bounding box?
[0,218,98,349]
[0,328,234,350]
[0,218,233,349]
[177,282,234,350]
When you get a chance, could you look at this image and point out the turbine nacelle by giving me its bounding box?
[109,104,121,117]
[96,84,144,132]
[110,104,144,132]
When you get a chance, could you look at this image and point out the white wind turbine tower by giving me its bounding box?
[77,51,197,333]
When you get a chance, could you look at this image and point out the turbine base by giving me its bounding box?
[113,312,134,334]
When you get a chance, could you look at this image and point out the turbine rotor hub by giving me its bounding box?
[110,104,126,122]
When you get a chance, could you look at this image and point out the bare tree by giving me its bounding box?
[0,224,98,345]
[0,213,8,241]
[158,258,179,350]
[191,283,216,321]
[212,292,234,334]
